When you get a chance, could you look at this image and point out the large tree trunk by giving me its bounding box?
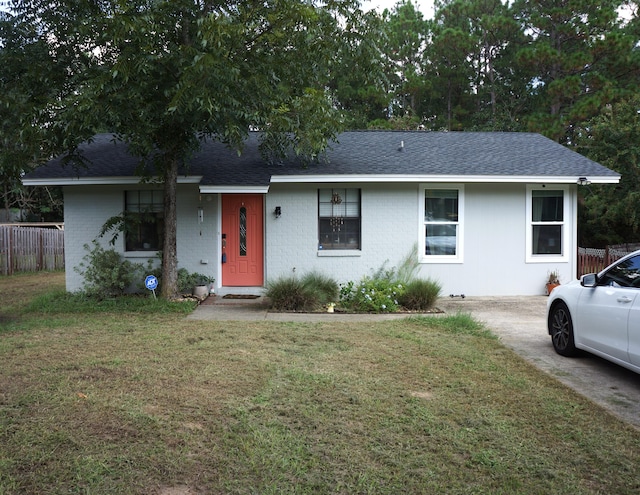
[160,157,179,299]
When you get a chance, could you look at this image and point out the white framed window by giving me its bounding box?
[420,185,464,263]
[526,185,569,262]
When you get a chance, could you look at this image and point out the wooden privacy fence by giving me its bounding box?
[0,225,65,275]
[577,244,640,277]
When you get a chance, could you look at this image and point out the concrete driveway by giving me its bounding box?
[438,296,640,429]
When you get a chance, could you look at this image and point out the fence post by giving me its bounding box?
[38,229,44,270]
[8,227,13,275]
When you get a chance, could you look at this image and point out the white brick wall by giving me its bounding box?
[64,186,124,291]
[64,184,217,292]
[265,182,576,296]
[265,183,418,284]
[63,181,576,296]
[175,186,218,282]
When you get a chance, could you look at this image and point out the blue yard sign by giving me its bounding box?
[145,275,158,298]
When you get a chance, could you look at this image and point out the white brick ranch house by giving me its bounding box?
[24,131,620,296]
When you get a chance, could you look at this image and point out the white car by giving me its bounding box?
[547,250,640,374]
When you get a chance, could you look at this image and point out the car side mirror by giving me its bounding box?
[581,273,597,287]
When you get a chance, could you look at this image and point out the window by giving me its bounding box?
[599,255,640,288]
[422,186,463,261]
[124,190,164,251]
[527,187,567,260]
[318,188,361,250]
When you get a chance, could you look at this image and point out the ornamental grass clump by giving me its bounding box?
[266,271,338,311]
[399,278,442,311]
[300,271,339,305]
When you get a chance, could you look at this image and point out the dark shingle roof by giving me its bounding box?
[25,131,619,186]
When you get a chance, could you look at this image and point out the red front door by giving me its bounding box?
[221,194,264,286]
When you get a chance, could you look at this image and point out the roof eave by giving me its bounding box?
[24,174,621,188]
[269,174,621,184]
[199,185,270,194]
[22,176,203,186]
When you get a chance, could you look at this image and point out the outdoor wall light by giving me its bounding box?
[577,177,591,186]
[198,206,204,223]
[274,206,282,218]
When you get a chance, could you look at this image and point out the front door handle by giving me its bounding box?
[617,296,633,303]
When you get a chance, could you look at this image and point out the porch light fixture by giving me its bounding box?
[577,177,591,186]
[274,206,281,218]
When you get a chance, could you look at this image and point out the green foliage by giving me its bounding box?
[26,289,197,315]
[266,277,310,311]
[266,271,338,312]
[575,95,640,245]
[381,0,429,120]
[339,277,405,313]
[7,0,381,298]
[176,268,214,294]
[399,278,442,311]
[410,312,498,339]
[299,271,339,304]
[341,246,440,312]
[512,0,632,141]
[394,243,421,284]
[74,241,145,298]
[7,0,640,254]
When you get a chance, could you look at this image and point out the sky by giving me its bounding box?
[361,0,436,18]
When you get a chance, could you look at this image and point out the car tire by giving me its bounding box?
[549,301,578,357]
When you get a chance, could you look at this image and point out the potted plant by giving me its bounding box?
[546,270,560,295]
[193,275,215,299]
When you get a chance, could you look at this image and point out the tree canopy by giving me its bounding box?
[2,0,384,297]
[3,0,640,277]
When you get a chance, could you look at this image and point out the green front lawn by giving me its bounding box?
[0,273,638,494]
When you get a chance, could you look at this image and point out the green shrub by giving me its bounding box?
[339,277,405,313]
[74,241,145,298]
[399,278,442,311]
[266,271,338,311]
[340,246,440,313]
[177,268,214,293]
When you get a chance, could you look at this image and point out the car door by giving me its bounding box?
[575,254,640,363]
[628,287,640,367]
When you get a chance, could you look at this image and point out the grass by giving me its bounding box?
[1,272,640,494]
[266,271,339,311]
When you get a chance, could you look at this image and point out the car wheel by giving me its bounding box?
[549,301,578,357]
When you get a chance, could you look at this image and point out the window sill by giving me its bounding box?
[526,254,568,263]
[124,251,159,258]
[420,256,463,264]
[317,250,362,257]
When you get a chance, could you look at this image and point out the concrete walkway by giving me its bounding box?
[189,294,640,429]
[188,294,431,322]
